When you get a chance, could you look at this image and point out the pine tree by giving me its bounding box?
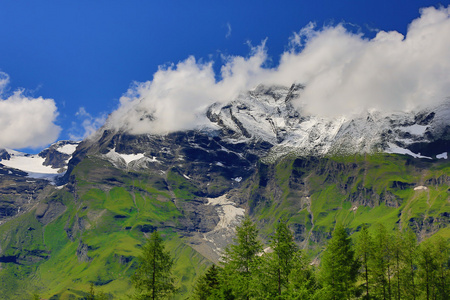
[250,252,278,299]
[391,230,404,300]
[192,265,221,300]
[355,225,373,300]
[132,231,176,300]
[417,240,438,300]
[434,236,449,300]
[286,250,318,299]
[372,223,391,300]
[87,282,95,300]
[270,219,299,296]
[221,215,262,299]
[320,224,359,300]
[400,229,418,300]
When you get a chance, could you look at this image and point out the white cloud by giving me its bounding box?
[69,107,107,141]
[107,44,269,134]
[226,22,232,39]
[0,76,61,149]
[274,5,450,116]
[0,72,10,93]
[107,5,450,134]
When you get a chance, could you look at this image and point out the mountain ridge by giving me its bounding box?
[0,84,448,299]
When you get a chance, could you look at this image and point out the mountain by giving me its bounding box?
[0,141,79,224]
[0,84,448,299]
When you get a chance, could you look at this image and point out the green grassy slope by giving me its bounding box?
[0,154,448,299]
[248,154,449,253]
[0,157,210,300]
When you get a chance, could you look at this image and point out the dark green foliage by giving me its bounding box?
[401,229,418,300]
[221,215,263,299]
[271,219,299,295]
[320,225,359,300]
[417,238,450,300]
[285,250,318,299]
[87,283,95,300]
[434,237,450,300]
[191,265,220,300]
[355,225,372,299]
[132,231,176,300]
[251,219,300,298]
[371,223,392,300]
[188,218,449,300]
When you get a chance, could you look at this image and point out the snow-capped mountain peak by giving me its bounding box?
[0,141,79,181]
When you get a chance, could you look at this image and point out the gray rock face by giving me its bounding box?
[38,140,79,169]
[0,141,78,223]
[0,172,50,223]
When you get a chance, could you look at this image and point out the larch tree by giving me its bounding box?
[372,223,391,300]
[221,215,262,300]
[355,224,373,300]
[270,219,299,296]
[320,224,359,300]
[433,236,449,300]
[401,229,418,300]
[192,264,221,300]
[132,230,176,300]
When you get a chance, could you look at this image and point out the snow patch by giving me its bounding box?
[149,156,159,162]
[258,247,273,256]
[56,143,78,155]
[1,150,61,175]
[436,152,448,159]
[105,148,145,165]
[385,144,432,159]
[400,124,428,135]
[414,186,428,191]
[233,177,242,182]
[207,194,245,231]
[183,174,191,180]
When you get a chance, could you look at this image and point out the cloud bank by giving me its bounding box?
[107,6,450,134]
[0,72,61,149]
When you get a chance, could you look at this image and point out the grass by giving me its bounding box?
[0,153,448,299]
[167,168,200,200]
[249,154,450,255]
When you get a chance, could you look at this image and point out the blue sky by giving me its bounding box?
[0,0,449,151]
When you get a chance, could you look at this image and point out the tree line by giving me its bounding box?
[32,217,449,299]
[189,217,449,300]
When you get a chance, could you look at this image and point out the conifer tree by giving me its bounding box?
[270,219,299,296]
[221,215,262,299]
[401,229,418,300]
[320,224,359,300]
[286,250,318,299]
[132,230,176,300]
[372,223,391,300]
[355,225,372,300]
[87,282,95,300]
[391,230,404,300]
[417,240,438,300]
[433,236,449,300]
[192,265,221,300]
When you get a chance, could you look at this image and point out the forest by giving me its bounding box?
[78,216,449,300]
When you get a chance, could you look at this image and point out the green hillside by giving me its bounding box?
[0,154,448,299]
